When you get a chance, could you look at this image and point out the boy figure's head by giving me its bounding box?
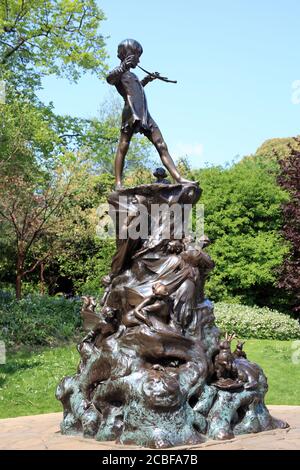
[117,39,143,68]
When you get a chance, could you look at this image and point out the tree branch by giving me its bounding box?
[23,252,51,276]
[24,187,70,256]
[1,36,27,64]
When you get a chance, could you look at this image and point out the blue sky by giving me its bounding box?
[38,0,300,168]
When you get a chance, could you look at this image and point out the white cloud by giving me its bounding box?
[172,142,204,160]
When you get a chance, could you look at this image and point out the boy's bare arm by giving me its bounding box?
[140,74,157,87]
[106,55,135,85]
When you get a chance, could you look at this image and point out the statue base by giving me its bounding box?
[56,183,288,448]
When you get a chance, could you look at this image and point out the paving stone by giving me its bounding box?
[0,405,299,450]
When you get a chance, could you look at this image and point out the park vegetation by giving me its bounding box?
[0,0,299,349]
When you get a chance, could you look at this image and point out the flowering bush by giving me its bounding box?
[215,302,300,340]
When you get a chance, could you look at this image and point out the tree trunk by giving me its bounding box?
[16,250,24,300]
[16,272,22,300]
[40,262,45,295]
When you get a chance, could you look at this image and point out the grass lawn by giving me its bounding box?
[0,339,299,419]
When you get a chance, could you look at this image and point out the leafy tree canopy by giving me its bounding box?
[192,157,289,307]
[0,0,107,94]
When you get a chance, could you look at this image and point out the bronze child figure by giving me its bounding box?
[106,39,192,189]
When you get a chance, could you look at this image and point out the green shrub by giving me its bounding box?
[215,302,300,340]
[0,291,82,347]
[192,159,290,310]
[2,290,299,347]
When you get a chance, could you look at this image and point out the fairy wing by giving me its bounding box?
[81,309,101,331]
[124,287,145,308]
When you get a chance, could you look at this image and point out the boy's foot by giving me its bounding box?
[115,183,124,190]
[177,177,195,185]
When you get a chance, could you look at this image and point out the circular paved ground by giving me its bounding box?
[0,405,299,450]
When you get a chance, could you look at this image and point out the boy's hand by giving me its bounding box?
[145,73,157,82]
[121,54,136,70]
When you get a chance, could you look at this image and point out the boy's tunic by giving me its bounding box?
[106,66,157,134]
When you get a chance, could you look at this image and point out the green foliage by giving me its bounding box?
[0,0,296,312]
[0,0,107,87]
[0,94,153,301]
[0,100,58,176]
[0,291,82,346]
[42,169,116,296]
[0,0,110,298]
[85,97,155,174]
[193,157,290,307]
[254,136,300,160]
[277,141,300,316]
[215,302,300,340]
[95,172,115,200]
[177,157,194,181]
[206,231,289,306]
[54,238,115,295]
[0,222,15,283]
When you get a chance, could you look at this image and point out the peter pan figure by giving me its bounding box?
[106,39,193,189]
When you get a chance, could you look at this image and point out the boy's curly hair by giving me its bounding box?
[117,39,143,60]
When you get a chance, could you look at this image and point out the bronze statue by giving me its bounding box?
[56,45,289,447]
[123,282,171,330]
[106,39,192,189]
[57,182,288,447]
[233,340,247,359]
[213,334,260,391]
[153,167,170,184]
